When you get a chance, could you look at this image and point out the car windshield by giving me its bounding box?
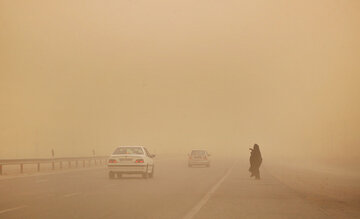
[113,147,144,155]
[191,150,206,156]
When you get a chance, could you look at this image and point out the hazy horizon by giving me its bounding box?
[1,0,360,162]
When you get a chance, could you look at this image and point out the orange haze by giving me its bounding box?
[1,0,360,165]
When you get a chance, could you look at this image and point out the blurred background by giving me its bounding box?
[1,0,359,165]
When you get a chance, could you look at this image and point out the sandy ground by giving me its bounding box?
[265,159,360,217]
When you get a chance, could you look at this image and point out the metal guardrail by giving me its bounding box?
[0,156,108,175]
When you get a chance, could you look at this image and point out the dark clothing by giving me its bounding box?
[249,145,262,179]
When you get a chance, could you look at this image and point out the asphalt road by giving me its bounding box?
[0,156,359,219]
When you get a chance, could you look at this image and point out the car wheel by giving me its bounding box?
[143,165,149,179]
[149,167,154,178]
[109,172,115,179]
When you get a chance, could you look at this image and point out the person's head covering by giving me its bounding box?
[253,144,261,155]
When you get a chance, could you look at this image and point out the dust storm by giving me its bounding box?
[0,1,360,218]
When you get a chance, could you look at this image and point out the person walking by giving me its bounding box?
[249,144,262,180]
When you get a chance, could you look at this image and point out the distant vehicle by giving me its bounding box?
[188,150,211,167]
[108,146,155,179]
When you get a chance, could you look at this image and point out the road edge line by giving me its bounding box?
[183,160,237,219]
[0,205,28,215]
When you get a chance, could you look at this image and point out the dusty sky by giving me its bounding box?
[1,0,360,161]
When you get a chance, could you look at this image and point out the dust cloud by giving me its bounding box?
[1,0,360,168]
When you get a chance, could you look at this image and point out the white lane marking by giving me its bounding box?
[0,205,28,215]
[183,161,237,219]
[63,192,81,198]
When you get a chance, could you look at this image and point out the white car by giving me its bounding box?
[108,146,155,179]
[188,150,211,167]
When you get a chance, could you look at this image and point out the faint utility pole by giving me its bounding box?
[92,149,96,165]
[51,149,55,170]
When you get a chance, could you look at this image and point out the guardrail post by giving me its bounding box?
[0,156,107,176]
